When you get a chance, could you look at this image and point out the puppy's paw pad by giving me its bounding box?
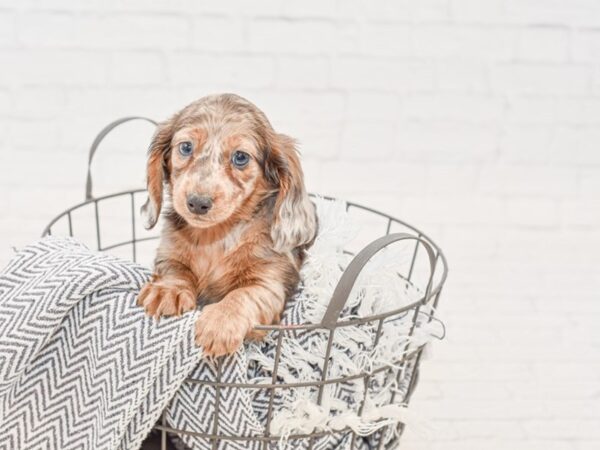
[194,305,249,357]
[137,280,196,318]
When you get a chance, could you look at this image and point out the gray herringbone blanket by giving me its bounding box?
[1,217,435,449]
[0,237,201,450]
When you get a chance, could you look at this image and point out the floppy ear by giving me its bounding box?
[141,119,174,229]
[266,134,317,253]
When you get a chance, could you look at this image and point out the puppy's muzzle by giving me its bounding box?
[187,195,213,215]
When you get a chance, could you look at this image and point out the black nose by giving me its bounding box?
[187,195,213,215]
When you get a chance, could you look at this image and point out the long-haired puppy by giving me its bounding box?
[137,94,317,357]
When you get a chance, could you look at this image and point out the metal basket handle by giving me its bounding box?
[321,232,437,328]
[85,116,157,200]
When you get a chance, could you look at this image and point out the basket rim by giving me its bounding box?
[41,189,448,332]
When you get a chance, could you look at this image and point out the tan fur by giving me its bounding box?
[137,94,317,357]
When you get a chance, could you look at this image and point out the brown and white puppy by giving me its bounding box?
[137,94,317,357]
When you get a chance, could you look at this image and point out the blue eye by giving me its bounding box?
[179,141,193,156]
[232,150,250,168]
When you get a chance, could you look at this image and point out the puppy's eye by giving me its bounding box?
[231,150,250,168]
[179,141,193,156]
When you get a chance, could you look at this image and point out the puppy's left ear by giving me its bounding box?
[141,118,174,229]
[266,134,317,253]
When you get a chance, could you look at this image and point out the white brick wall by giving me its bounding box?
[1,1,599,448]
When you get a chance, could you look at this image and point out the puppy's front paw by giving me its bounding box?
[195,303,252,357]
[137,279,196,318]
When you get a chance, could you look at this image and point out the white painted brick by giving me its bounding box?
[424,438,576,450]
[282,0,336,18]
[450,0,506,24]
[0,50,108,85]
[12,88,66,119]
[506,197,558,227]
[16,12,81,47]
[103,0,190,13]
[440,226,498,258]
[515,26,569,62]
[524,420,600,439]
[510,97,600,125]
[6,119,61,151]
[499,125,554,163]
[248,19,338,55]
[17,12,190,50]
[14,0,103,12]
[435,60,490,93]
[413,25,517,60]
[402,94,504,123]
[299,158,323,192]
[253,91,344,126]
[332,58,435,92]
[401,194,507,226]
[0,149,82,186]
[507,97,559,124]
[339,121,396,160]
[506,0,600,28]
[0,90,13,116]
[285,123,339,159]
[0,11,16,46]
[360,24,413,57]
[190,16,245,52]
[182,0,245,15]
[109,51,164,85]
[492,64,592,95]
[530,96,579,123]
[479,165,578,196]
[167,53,275,88]
[0,122,7,148]
[551,126,600,165]
[334,22,362,55]
[426,164,480,194]
[275,56,329,89]
[103,15,190,49]
[421,397,550,420]
[580,169,600,196]
[592,66,600,96]
[497,229,600,263]
[232,0,283,16]
[5,185,82,220]
[451,419,528,439]
[336,0,450,22]
[572,30,600,63]
[396,121,498,162]
[63,87,183,120]
[51,122,142,168]
[561,199,600,227]
[318,161,427,194]
[345,92,401,121]
[576,442,600,450]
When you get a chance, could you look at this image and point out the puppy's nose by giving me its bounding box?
[186,195,213,215]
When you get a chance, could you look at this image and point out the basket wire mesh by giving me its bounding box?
[41,118,448,450]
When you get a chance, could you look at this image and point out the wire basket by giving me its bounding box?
[42,118,448,450]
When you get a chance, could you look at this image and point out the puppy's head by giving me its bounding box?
[142,93,316,252]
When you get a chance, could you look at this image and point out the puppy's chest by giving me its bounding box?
[187,243,242,289]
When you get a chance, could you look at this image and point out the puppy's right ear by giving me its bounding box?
[141,118,174,229]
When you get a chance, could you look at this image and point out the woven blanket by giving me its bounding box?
[0,237,201,450]
[0,199,440,450]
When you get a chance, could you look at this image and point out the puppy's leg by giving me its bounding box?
[138,259,198,318]
[195,283,284,357]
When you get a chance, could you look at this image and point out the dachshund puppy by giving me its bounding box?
[137,94,317,357]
